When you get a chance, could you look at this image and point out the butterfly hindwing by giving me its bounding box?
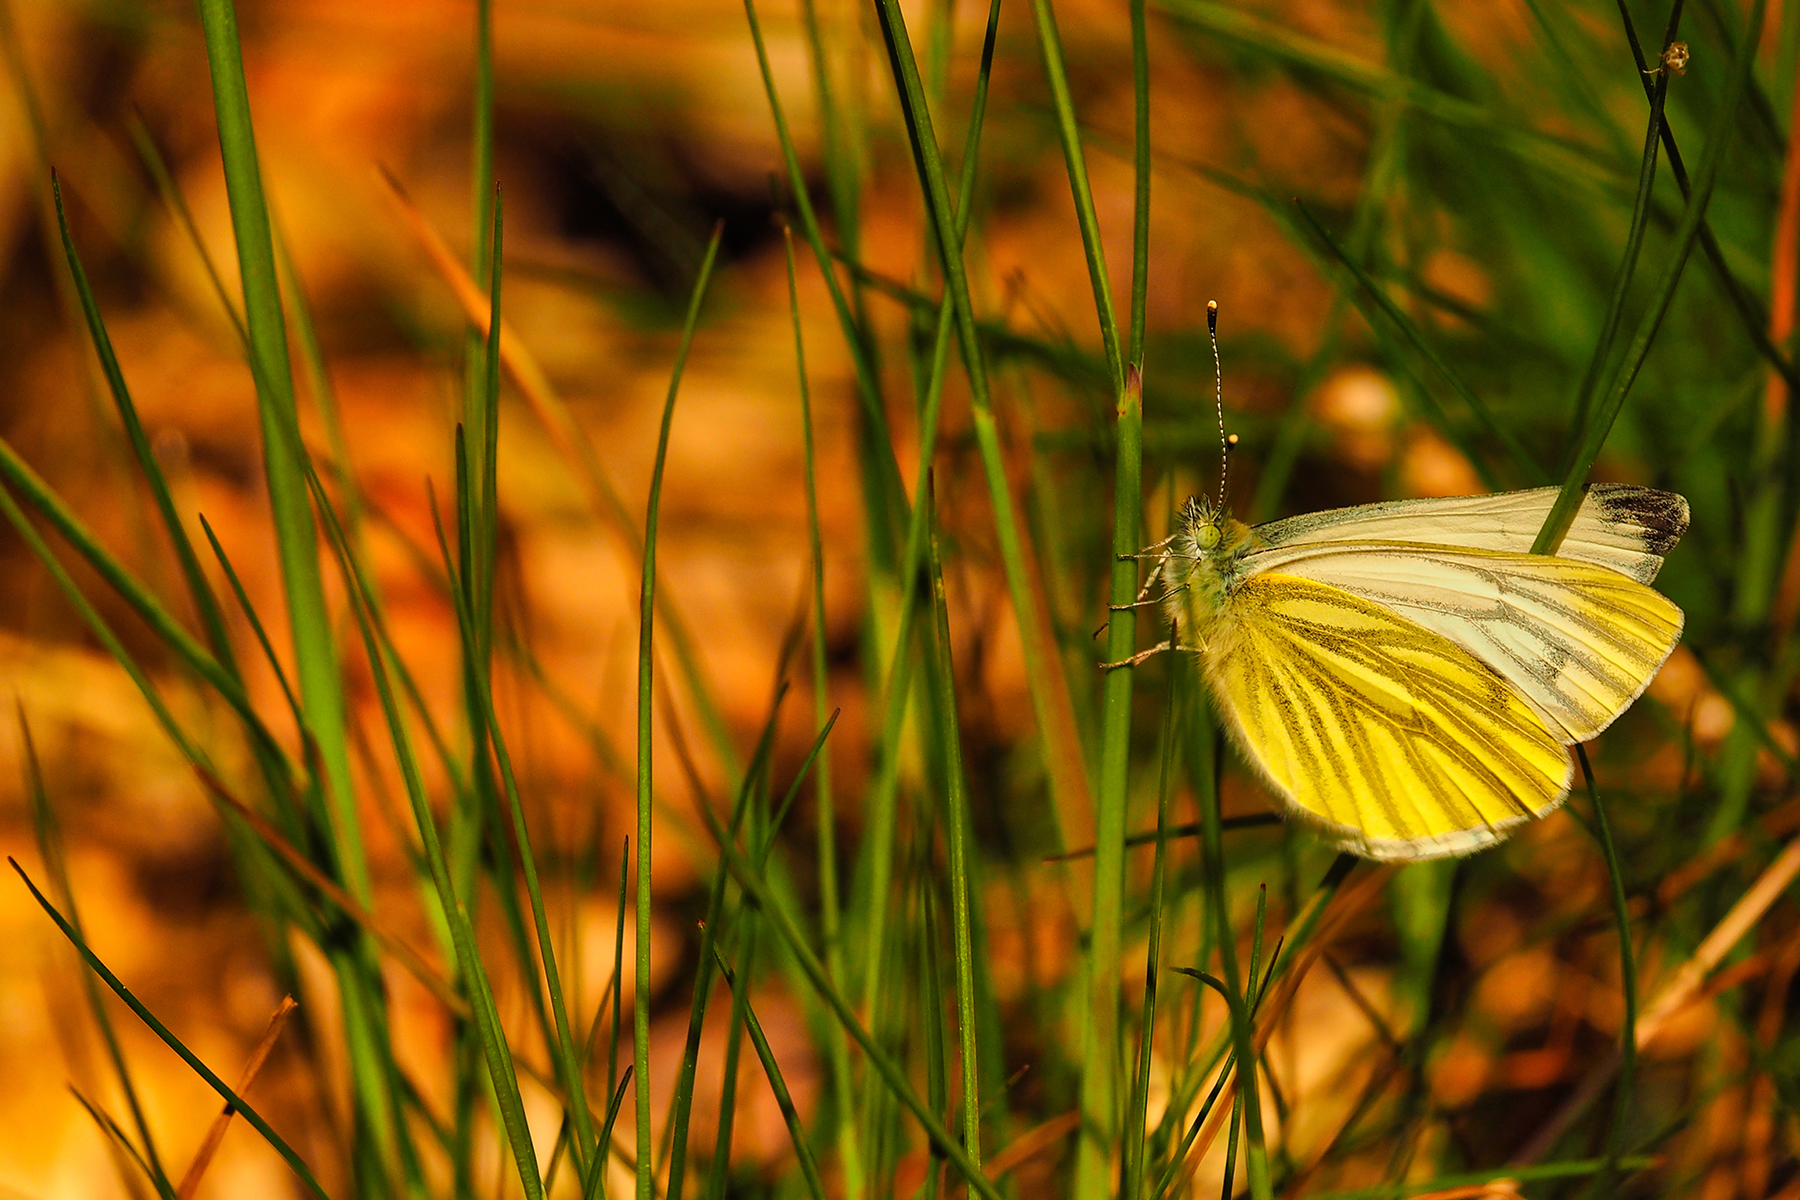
[1234,543,1684,742]
[1202,573,1574,861]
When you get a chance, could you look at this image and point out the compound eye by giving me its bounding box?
[1196,523,1221,551]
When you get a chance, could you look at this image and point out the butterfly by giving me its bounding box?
[1121,483,1689,861]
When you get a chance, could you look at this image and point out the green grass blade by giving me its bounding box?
[609,839,627,1129]
[922,491,981,1167]
[0,480,207,768]
[1305,1158,1658,1200]
[1024,0,1138,1180]
[23,715,176,1200]
[1613,2,1800,393]
[712,946,833,1200]
[636,225,725,1200]
[194,0,364,897]
[1124,667,1179,1200]
[702,915,754,1200]
[52,179,237,674]
[1577,745,1637,1192]
[0,436,284,747]
[1128,0,1151,370]
[1292,200,1546,485]
[920,884,950,1200]
[434,199,600,1181]
[585,1067,634,1200]
[1179,973,1270,1200]
[67,1084,169,1199]
[696,799,1006,1200]
[664,695,787,1200]
[125,114,248,345]
[785,225,866,1200]
[294,434,542,1197]
[1156,0,1623,194]
[1566,59,1671,446]
[1200,709,1269,1200]
[1535,0,1768,553]
[198,517,306,740]
[12,860,331,1200]
[859,0,1016,1030]
[741,0,906,539]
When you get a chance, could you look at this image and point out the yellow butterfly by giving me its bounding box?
[1124,483,1688,861]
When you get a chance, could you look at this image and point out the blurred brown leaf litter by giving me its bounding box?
[2,0,1799,1196]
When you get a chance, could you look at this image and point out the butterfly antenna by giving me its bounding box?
[1208,300,1234,509]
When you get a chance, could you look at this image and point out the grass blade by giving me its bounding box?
[635,224,725,1200]
[12,860,331,1200]
[695,798,1006,1200]
[922,488,982,1168]
[1535,0,1769,553]
[711,946,832,1200]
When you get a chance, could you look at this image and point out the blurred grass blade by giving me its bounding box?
[174,996,297,1200]
[666,690,792,1200]
[1566,52,1672,446]
[1292,199,1545,484]
[195,0,364,896]
[23,713,175,1200]
[1576,746,1637,1192]
[1196,709,1271,1200]
[444,191,601,1184]
[1123,662,1179,1200]
[742,0,907,537]
[12,860,331,1200]
[300,444,542,1197]
[922,488,981,1167]
[1307,1158,1658,1199]
[1536,0,1769,553]
[636,224,725,1200]
[67,1085,169,1199]
[711,946,831,1200]
[786,226,866,1200]
[52,175,238,669]
[1020,0,1140,1187]
[696,797,1005,1200]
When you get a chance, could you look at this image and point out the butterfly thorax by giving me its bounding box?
[1158,496,1262,646]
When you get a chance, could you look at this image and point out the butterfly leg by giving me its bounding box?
[1119,531,1179,559]
[1101,640,1171,669]
[1110,567,1169,611]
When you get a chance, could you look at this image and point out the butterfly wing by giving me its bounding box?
[1249,484,1688,584]
[1234,543,1683,743]
[1203,572,1573,861]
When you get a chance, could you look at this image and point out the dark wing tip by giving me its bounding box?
[1589,484,1690,555]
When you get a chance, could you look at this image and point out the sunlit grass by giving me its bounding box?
[5,0,1800,1197]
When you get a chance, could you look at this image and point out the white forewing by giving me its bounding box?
[1248,485,1688,584]
[1244,544,1685,742]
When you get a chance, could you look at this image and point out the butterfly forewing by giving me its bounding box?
[1245,544,1686,742]
[1203,573,1573,861]
[1249,484,1688,584]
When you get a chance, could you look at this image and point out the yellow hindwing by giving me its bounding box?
[1201,573,1573,861]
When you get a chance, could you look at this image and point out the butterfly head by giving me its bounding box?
[1163,495,1257,636]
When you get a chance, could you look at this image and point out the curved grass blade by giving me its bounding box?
[711,946,831,1200]
[1536,0,1770,553]
[1565,36,1673,448]
[635,224,725,1200]
[12,860,331,1200]
[1292,200,1545,485]
[695,797,1006,1200]
[24,714,175,1199]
